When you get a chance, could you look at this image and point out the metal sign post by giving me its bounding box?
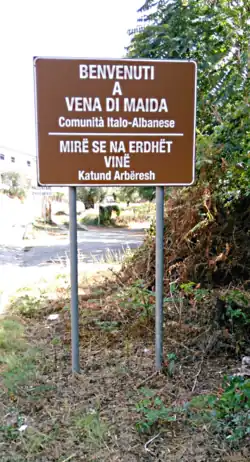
[69,187,80,373]
[155,186,164,371]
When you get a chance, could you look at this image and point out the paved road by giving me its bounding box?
[22,228,144,267]
[0,227,144,313]
[0,227,144,269]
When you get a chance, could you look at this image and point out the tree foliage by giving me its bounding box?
[128,0,250,200]
[139,187,156,202]
[76,187,156,207]
[115,187,139,204]
[1,171,31,200]
[129,0,249,129]
[77,187,108,209]
[197,96,250,203]
[116,187,156,204]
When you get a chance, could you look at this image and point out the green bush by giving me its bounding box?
[1,171,30,200]
[188,376,250,443]
[99,205,120,225]
[135,376,250,445]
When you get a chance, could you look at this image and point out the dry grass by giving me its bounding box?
[0,269,249,462]
[121,190,250,291]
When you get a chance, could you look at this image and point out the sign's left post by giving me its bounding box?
[69,186,80,373]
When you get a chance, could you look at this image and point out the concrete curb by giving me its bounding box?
[61,222,89,232]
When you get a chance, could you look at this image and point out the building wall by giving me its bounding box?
[0,147,69,196]
[0,146,37,186]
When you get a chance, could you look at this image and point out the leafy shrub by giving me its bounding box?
[188,376,250,443]
[1,171,30,200]
[135,376,250,446]
[99,205,120,225]
[135,387,182,433]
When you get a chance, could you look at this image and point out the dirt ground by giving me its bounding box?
[1,268,249,462]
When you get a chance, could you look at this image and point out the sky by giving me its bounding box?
[0,0,142,155]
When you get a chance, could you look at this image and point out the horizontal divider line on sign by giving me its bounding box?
[48,132,184,137]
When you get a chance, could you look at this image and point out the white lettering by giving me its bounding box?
[131,118,175,128]
[74,141,82,152]
[65,97,74,111]
[60,140,89,153]
[78,170,112,181]
[79,64,155,80]
[58,116,105,128]
[124,153,130,168]
[89,64,97,78]
[91,140,107,153]
[79,170,85,180]
[124,98,168,112]
[104,157,112,168]
[104,154,130,168]
[106,98,119,112]
[129,140,172,154]
[82,138,89,153]
[113,170,156,181]
[60,141,70,153]
[75,97,83,111]
[112,81,123,96]
[65,97,102,112]
[166,141,173,153]
[110,141,125,153]
[107,117,128,128]
[79,64,88,79]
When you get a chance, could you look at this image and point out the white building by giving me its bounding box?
[0,146,37,186]
[0,146,69,198]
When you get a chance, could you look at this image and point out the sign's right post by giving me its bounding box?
[69,186,80,373]
[155,185,165,371]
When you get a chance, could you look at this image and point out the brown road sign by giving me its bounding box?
[34,57,197,186]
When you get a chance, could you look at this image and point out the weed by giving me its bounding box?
[90,246,133,265]
[62,304,70,311]
[0,423,20,441]
[135,388,179,433]
[135,376,250,445]
[16,286,33,293]
[180,281,210,301]
[55,272,68,280]
[118,280,155,319]
[95,320,121,332]
[74,409,109,447]
[188,376,250,443]
[1,349,38,395]
[20,425,60,455]
[0,414,25,441]
[9,293,48,317]
[222,290,250,326]
[0,319,25,352]
[51,336,61,346]
[27,383,56,399]
[224,290,250,308]
[0,317,38,396]
[118,279,181,321]
[80,214,99,226]
[165,352,177,377]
